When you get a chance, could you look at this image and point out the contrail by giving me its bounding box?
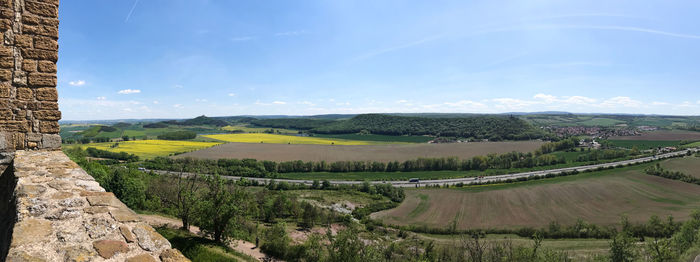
[125,0,140,23]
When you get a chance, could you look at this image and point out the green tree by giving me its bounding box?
[261,222,291,259]
[198,174,249,242]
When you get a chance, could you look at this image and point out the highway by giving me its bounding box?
[149,148,698,188]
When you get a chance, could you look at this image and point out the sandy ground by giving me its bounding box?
[138,214,269,261]
[176,141,544,162]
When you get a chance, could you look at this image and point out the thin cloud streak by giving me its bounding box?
[125,0,140,23]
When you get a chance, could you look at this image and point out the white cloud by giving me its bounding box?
[96,96,106,100]
[599,96,642,108]
[153,100,159,104]
[173,85,183,89]
[651,101,668,106]
[173,104,183,108]
[533,93,557,103]
[118,89,141,95]
[298,101,315,106]
[443,100,487,108]
[231,36,255,42]
[195,98,208,102]
[396,100,409,104]
[228,93,236,97]
[272,101,286,105]
[69,80,86,86]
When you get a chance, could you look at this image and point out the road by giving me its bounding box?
[149,148,698,188]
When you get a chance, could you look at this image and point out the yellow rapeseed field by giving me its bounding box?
[203,133,393,145]
[70,140,221,159]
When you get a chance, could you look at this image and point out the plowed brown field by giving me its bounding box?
[661,156,700,179]
[176,141,544,162]
[610,130,700,141]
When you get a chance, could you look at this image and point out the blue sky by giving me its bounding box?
[58,0,700,120]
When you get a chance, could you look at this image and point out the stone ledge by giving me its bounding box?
[5,150,190,262]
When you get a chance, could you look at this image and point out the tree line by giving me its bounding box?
[253,114,548,140]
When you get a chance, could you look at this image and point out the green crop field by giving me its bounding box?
[372,163,700,230]
[312,133,434,143]
[606,140,680,149]
[578,118,626,126]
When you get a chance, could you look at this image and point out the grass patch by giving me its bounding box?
[606,140,680,150]
[408,194,430,218]
[157,227,256,262]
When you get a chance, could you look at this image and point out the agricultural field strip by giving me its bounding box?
[148,148,699,188]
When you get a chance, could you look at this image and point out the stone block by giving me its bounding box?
[0,8,11,19]
[39,120,59,133]
[27,132,41,142]
[86,192,121,207]
[37,60,55,72]
[127,254,159,262]
[36,87,58,101]
[92,240,129,259]
[17,184,46,197]
[21,48,58,62]
[16,87,33,100]
[25,1,58,18]
[0,68,10,81]
[16,34,33,48]
[0,56,13,68]
[34,110,61,121]
[133,224,171,252]
[0,82,9,97]
[22,59,37,72]
[0,45,10,56]
[13,70,27,86]
[28,72,56,87]
[110,207,140,222]
[38,101,58,110]
[120,225,137,243]
[63,246,97,262]
[22,24,58,38]
[34,36,57,50]
[10,218,53,247]
[41,133,61,148]
[0,108,10,120]
[0,0,11,8]
[84,217,117,239]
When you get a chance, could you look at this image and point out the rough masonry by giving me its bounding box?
[0,1,189,261]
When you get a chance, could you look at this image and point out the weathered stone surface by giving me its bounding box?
[86,192,122,207]
[92,239,129,259]
[27,198,48,216]
[25,1,59,17]
[37,60,56,72]
[10,218,53,247]
[28,72,57,87]
[50,191,74,199]
[39,120,59,133]
[84,217,117,239]
[41,133,61,148]
[48,178,73,190]
[17,184,46,197]
[47,208,81,220]
[126,254,159,262]
[160,249,190,262]
[110,207,140,222]
[63,245,97,262]
[58,197,86,207]
[120,225,137,243]
[133,223,171,251]
[56,229,89,243]
[5,251,47,262]
[83,206,109,214]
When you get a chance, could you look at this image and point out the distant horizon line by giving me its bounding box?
[58,111,700,122]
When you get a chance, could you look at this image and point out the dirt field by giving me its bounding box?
[661,156,700,179]
[610,130,700,141]
[175,141,544,162]
[372,165,700,229]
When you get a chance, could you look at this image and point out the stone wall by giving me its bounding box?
[5,151,189,261]
[0,0,62,154]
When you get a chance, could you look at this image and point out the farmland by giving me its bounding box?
[372,164,700,230]
[66,140,221,159]
[661,156,700,179]
[221,125,299,134]
[202,133,396,145]
[606,140,680,150]
[176,141,544,162]
[609,130,700,141]
[312,133,434,143]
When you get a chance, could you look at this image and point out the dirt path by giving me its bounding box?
[138,214,270,261]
